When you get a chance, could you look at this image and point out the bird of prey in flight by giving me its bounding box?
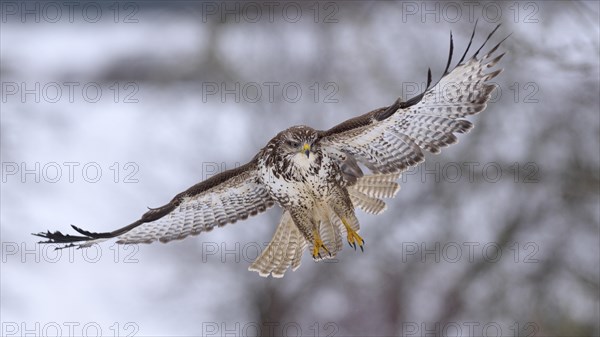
[35,23,508,278]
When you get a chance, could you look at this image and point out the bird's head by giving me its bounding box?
[275,126,320,166]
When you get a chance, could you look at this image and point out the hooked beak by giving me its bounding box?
[302,143,311,158]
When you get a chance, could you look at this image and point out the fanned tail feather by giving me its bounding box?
[350,173,401,198]
[348,189,387,215]
[248,212,307,278]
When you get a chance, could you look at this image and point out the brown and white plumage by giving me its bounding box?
[34,23,508,278]
[36,160,275,248]
[118,162,274,245]
[249,174,399,278]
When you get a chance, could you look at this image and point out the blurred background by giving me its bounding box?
[1,1,598,336]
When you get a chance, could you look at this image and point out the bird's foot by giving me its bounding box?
[341,218,364,252]
[311,229,331,259]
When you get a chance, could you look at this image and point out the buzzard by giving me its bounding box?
[34,23,508,278]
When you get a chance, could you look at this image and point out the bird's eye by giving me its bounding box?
[286,140,299,148]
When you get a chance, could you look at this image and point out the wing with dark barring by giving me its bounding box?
[33,159,275,248]
[319,22,509,174]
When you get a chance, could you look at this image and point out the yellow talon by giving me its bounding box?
[312,229,330,259]
[341,217,364,251]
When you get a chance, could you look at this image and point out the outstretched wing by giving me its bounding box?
[34,158,275,248]
[318,23,508,175]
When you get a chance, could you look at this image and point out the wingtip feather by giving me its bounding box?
[473,23,502,59]
[444,31,454,75]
